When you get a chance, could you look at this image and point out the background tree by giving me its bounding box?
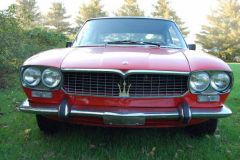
[15,0,43,28]
[75,0,107,27]
[45,2,71,33]
[196,0,240,61]
[151,0,189,37]
[116,0,144,16]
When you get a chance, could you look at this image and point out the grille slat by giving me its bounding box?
[62,72,188,97]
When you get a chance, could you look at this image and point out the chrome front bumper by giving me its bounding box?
[19,99,232,125]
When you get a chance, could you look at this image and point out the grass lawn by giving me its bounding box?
[0,64,239,160]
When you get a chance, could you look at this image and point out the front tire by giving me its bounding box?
[36,115,66,133]
[185,119,218,137]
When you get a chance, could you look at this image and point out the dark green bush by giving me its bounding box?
[0,5,69,88]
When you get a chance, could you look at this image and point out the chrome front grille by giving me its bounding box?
[62,70,189,98]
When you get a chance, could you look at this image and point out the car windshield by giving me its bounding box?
[72,18,187,49]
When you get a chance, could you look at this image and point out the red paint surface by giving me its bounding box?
[61,46,190,71]
[183,50,231,71]
[23,48,75,68]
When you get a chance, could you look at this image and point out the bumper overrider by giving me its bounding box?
[19,99,232,125]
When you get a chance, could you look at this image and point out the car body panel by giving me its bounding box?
[23,48,74,68]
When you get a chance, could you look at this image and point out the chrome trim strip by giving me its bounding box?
[70,110,179,119]
[61,69,190,78]
[61,91,189,98]
[19,99,58,115]
[191,105,232,119]
[19,99,232,121]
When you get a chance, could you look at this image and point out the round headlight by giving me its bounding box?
[190,72,210,92]
[211,72,230,91]
[42,68,61,88]
[23,67,41,86]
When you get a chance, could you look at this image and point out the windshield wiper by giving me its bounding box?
[107,40,160,47]
[139,42,160,47]
[107,40,138,44]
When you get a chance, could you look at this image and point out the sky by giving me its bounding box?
[0,0,219,47]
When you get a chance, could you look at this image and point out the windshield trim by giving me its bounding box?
[73,44,185,49]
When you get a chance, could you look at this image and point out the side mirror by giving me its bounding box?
[66,42,72,48]
[188,44,196,50]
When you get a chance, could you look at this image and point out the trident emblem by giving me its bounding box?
[118,81,131,97]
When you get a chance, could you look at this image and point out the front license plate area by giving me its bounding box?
[103,116,145,125]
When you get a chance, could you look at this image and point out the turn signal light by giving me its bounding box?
[32,91,53,98]
[197,95,220,102]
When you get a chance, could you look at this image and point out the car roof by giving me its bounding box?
[87,17,174,23]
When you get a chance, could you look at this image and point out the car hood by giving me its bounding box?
[61,46,190,72]
[23,46,231,72]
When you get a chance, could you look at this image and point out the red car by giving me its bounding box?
[19,17,233,136]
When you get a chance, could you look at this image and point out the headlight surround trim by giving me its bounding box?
[189,70,233,94]
[20,65,62,91]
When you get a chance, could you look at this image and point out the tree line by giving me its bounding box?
[14,0,190,37]
[13,0,240,62]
